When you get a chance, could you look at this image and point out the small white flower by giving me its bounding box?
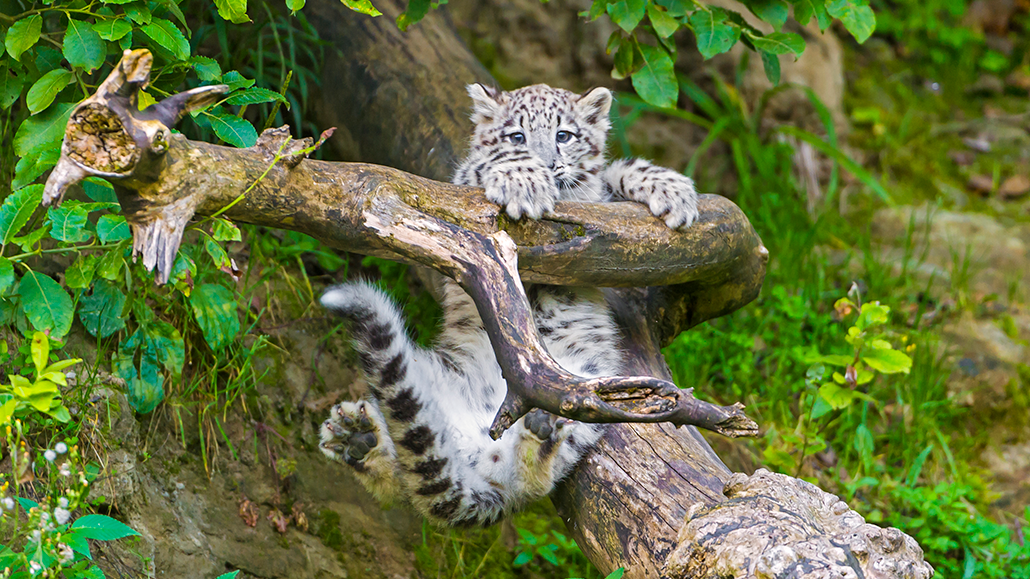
[55,442,68,455]
[54,507,71,525]
[58,497,68,508]
[59,464,71,477]
[44,450,56,462]
[58,542,74,564]
[31,530,40,542]
[29,561,42,575]
[39,512,49,522]
[2,497,13,510]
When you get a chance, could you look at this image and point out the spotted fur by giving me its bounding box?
[320,83,699,527]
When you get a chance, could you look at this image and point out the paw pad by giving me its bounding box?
[320,401,381,465]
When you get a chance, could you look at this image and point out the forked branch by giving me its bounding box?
[43,49,764,438]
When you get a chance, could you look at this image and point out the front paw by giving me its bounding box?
[633,173,700,230]
[320,401,383,469]
[523,408,570,441]
[484,164,559,220]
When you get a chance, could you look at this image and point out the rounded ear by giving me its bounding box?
[467,83,503,124]
[575,87,613,126]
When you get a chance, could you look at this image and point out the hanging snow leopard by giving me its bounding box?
[318,83,699,527]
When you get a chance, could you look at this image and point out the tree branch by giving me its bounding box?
[43,49,761,440]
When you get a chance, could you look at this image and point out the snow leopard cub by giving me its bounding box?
[319,83,699,527]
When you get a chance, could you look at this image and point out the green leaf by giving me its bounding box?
[654,0,688,17]
[761,49,780,83]
[214,0,250,24]
[607,0,646,33]
[157,0,190,30]
[96,247,124,280]
[140,19,189,60]
[93,19,133,42]
[70,514,140,541]
[748,0,788,29]
[208,113,258,148]
[48,205,92,242]
[125,4,153,25]
[26,69,74,115]
[11,226,48,252]
[612,37,641,80]
[286,0,305,11]
[221,71,255,92]
[5,15,42,61]
[204,235,230,268]
[646,5,679,38]
[64,529,93,560]
[17,270,74,339]
[82,178,119,203]
[189,56,222,81]
[0,398,18,426]
[225,87,288,106]
[826,0,875,43]
[0,185,43,248]
[79,280,127,338]
[0,66,25,109]
[14,102,74,159]
[631,45,677,109]
[65,255,97,289]
[12,146,60,189]
[211,218,242,241]
[905,444,934,487]
[97,214,131,244]
[810,353,852,367]
[818,382,858,410]
[343,0,382,17]
[64,18,107,72]
[216,572,241,579]
[586,0,607,20]
[862,348,912,374]
[146,320,185,374]
[512,551,533,566]
[855,301,889,330]
[30,331,48,375]
[750,31,804,56]
[189,284,239,351]
[396,0,429,30]
[689,10,740,60]
[854,423,874,465]
[0,258,13,294]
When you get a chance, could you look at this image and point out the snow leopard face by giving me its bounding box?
[465,83,612,201]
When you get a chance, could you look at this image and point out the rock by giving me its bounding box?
[966,74,1005,96]
[949,150,975,166]
[999,174,1030,199]
[968,174,994,195]
[871,205,1030,300]
[1005,70,1030,92]
[964,136,992,152]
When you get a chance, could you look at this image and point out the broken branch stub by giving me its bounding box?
[42,49,761,438]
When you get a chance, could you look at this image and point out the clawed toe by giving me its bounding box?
[320,402,381,464]
[525,409,557,440]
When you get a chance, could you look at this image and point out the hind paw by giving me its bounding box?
[320,401,384,468]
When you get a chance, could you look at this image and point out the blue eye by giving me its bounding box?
[556,131,572,143]
[508,132,525,145]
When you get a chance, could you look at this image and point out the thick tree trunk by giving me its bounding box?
[40,12,933,575]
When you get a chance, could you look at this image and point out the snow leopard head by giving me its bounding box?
[466,83,612,200]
